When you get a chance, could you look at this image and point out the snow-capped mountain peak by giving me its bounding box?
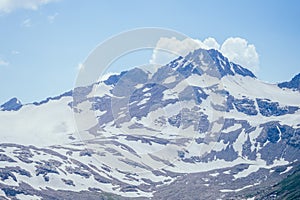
[165,48,256,79]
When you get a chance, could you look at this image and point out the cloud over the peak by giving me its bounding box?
[0,0,59,13]
[203,37,220,50]
[150,36,259,74]
[220,37,259,74]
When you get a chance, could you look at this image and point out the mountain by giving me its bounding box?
[278,73,300,91]
[0,97,22,111]
[0,48,300,200]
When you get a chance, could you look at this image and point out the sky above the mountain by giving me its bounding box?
[0,0,300,104]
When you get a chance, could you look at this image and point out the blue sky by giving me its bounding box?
[0,0,300,104]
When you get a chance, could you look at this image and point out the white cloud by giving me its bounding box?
[0,59,9,66]
[0,0,59,13]
[48,12,58,23]
[21,18,32,27]
[220,37,259,73]
[150,36,259,74]
[203,37,220,50]
[150,37,210,65]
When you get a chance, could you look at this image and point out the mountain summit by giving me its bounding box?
[165,48,256,79]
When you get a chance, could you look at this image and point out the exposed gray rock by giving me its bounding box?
[256,98,299,117]
[62,178,75,186]
[0,154,16,162]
